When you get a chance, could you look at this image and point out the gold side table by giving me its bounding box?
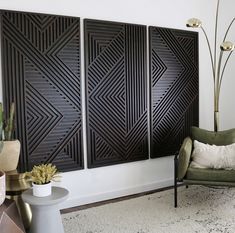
[6,170,32,231]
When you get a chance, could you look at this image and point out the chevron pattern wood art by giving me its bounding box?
[1,10,83,172]
[84,19,148,168]
[149,26,199,158]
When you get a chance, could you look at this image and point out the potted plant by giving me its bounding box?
[25,163,60,197]
[0,102,21,172]
[0,170,5,205]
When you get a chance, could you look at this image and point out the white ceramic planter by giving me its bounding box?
[32,182,52,197]
[0,140,21,172]
[0,171,5,205]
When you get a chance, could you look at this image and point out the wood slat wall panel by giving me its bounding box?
[1,10,83,172]
[149,26,199,158]
[85,19,148,168]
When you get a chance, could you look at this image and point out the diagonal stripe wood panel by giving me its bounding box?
[1,10,83,172]
[85,19,148,168]
[149,26,199,158]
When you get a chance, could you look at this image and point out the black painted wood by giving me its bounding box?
[84,19,148,168]
[149,26,199,158]
[1,10,83,172]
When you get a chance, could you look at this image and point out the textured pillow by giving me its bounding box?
[190,140,235,170]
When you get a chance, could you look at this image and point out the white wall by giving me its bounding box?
[0,0,235,209]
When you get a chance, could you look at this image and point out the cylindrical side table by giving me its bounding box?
[6,170,32,230]
[22,186,69,233]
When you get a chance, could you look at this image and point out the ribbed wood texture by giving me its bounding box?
[85,19,148,168]
[149,26,199,158]
[1,10,83,172]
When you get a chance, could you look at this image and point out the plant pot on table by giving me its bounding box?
[0,140,21,172]
[32,182,52,197]
[0,170,5,205]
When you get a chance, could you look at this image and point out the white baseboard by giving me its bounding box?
[60,178,174,209]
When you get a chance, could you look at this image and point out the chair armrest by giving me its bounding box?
[177,137,192,180]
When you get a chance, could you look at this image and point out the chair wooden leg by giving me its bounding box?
[174,154,178,208]
[174,178,177,208]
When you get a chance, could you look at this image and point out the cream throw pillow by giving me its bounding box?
[190,140,235,170]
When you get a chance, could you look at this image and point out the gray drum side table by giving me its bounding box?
[22,186,69,233]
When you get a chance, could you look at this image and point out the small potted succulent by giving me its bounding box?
[25,163,60,197]
[0,102,21,172]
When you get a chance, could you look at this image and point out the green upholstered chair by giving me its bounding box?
[174,126,235,207]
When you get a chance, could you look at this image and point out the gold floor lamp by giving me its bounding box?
[186,0,234,132]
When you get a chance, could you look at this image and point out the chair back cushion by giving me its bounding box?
[191,127,235,145]
[190,140,235,169]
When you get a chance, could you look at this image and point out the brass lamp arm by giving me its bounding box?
[215,51,223,111]
[201,26,215,81]
[223,18,235,42]
[214,0,220,73]
[218,50,233,94]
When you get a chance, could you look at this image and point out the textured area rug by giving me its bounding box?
[62,186,235,233]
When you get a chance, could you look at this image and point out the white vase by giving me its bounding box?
[32,182,52,197]
[0,140,21,172]
[0,171,5,205]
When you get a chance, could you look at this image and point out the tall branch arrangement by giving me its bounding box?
[186,0,234,132]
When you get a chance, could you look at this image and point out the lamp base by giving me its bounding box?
[214,111,219,132]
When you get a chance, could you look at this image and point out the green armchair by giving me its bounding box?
[174,126,235,207]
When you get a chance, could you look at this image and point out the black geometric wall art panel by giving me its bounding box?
[85,19,148,168]
[1,10,83,172]
[149,26,199,158]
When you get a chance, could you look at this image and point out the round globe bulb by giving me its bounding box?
[220,41,235,51]
[186,18,202,28]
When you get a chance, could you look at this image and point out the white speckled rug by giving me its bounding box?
[62,186,235,233]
